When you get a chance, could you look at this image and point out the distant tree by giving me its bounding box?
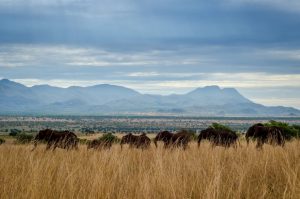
[15,133,33,144]
[98,133,120,143]
[78,138,88,144]
[292,125,300,132]
[210,123,233,132]
[9,129,21,136]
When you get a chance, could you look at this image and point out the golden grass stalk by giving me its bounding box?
[0,141,300,199]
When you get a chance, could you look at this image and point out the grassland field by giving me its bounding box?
[0,137,300,199]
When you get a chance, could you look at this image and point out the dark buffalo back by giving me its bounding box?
[154,131,173,147]
[246,123,264,143]
[33,129,78,150]
[120,133,151,149]
[198,128,238,147]
[154,130,191,149]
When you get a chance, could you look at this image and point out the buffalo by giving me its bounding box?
[245,123,264,144]
[120,133,151,149]
[154,130,191,149]
[246,124,285,148]
[32,129,79,151]
[87,139,113,150]
[198,127,238,148]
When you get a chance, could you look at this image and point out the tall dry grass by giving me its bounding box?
[0,141,300,199]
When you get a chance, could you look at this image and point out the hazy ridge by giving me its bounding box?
[0,79,299,116]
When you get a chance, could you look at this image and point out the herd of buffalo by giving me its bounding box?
[31,123,289,151]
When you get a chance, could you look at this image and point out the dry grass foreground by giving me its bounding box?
[0,141,300,199]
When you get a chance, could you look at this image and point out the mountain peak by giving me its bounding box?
[0,79,27,88]
[32,84,54,88]
[184,85,252,106]
[90,84,121,88]
[202,85,221,90]
[88,84,141,94]
[0,78,14,84]
[188,85,221,95]
[189,86,242,95]
[204,85,220,89]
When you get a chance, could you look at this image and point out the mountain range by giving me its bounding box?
[0,79,299,116]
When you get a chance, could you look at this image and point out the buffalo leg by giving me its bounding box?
[52,145,57,151]
[256,139,263,149]
[45,142,52,150]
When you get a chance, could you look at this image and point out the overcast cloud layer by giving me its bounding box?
[0,0,300,108]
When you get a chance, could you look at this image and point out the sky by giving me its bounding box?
[0,0,300,108]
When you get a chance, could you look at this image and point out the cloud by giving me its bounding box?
[261,49,300,60]
[226,0,300,12]
[0,44,213,70]
[0,1,300,108]
[149,73,300,90]
[127,72,161,77]
[0,44,299,72]
[0,44,299,100]
[1,0,300,50]
[11,73,300,91]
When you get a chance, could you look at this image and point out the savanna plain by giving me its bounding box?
[1,140,300,199]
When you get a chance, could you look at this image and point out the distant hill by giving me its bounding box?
[0,79,299,116]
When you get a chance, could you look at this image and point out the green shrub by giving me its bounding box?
[16,133,33,144]
[0,138,5,145]
[292,125,300,133]
[210,123,233,132]
[264,120,299,139]
[9,129,21,136]
[78,138,88,144]
[98,133,120,143]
